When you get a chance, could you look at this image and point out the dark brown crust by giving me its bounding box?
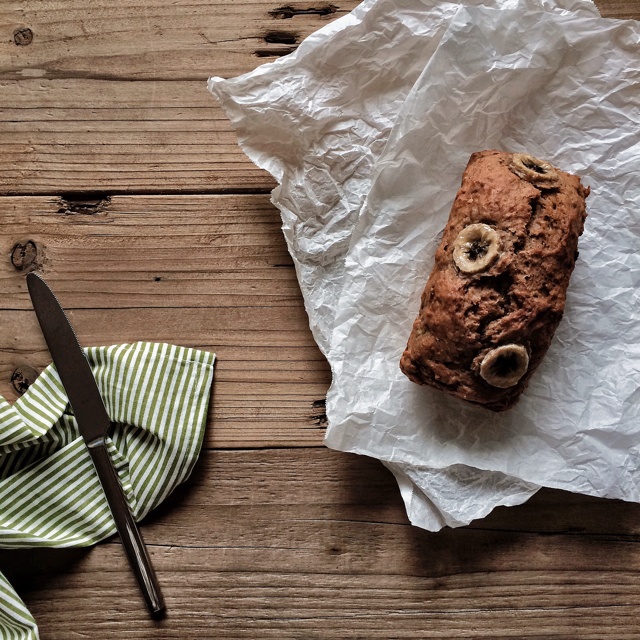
[399,150,589,412]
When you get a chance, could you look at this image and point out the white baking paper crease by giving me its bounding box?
[209,0,640,530]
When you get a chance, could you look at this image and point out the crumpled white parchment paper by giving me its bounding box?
[209,0,640,530]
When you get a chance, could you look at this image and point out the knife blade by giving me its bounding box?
[26,272,165,616]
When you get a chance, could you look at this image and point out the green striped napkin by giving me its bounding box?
[0,342,215,639]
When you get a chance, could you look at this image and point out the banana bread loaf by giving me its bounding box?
[400,150,590,412]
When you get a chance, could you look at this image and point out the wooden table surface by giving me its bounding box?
[1,1,639,638]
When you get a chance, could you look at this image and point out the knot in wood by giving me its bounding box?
[11,365,38,395]
[13,28,33,46]
[11,240,38,271]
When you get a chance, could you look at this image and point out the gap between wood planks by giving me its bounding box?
[7,187,276,199]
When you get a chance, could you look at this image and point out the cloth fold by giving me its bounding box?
[0,341,215,639]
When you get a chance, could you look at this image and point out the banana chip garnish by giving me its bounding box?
[510,153,559,187]
[480,344,530,388]
[452,223,500,274]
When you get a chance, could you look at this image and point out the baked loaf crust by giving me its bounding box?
[400,150,590,412]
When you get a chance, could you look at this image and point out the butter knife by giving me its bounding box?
[26,272,165,616]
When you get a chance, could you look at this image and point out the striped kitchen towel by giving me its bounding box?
[0,342,215,639]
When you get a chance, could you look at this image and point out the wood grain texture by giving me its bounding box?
[1,0,639,638]
[0,194,298,309]
[2,448,640,639]
[0,0,361,194]
[1,1,358,81]
[0,79,274,194]
[0,194,330,447]
[1,313,330,449]
[0,0,635,195]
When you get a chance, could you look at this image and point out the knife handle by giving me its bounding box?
[87,438,166,616]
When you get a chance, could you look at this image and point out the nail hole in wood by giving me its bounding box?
[58,192,111,215]
[264,30,298,44]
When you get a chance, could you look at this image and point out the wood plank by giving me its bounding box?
[0,1,361,81]
[0,306,331,447]
[0,0,631,81]
[0,193,331,447]
[0,194,299,309]
[0,0,635,195]
[2,448,640,639]
[597,0,640,18]
[0,79,274,194]
[0,0,361,194]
